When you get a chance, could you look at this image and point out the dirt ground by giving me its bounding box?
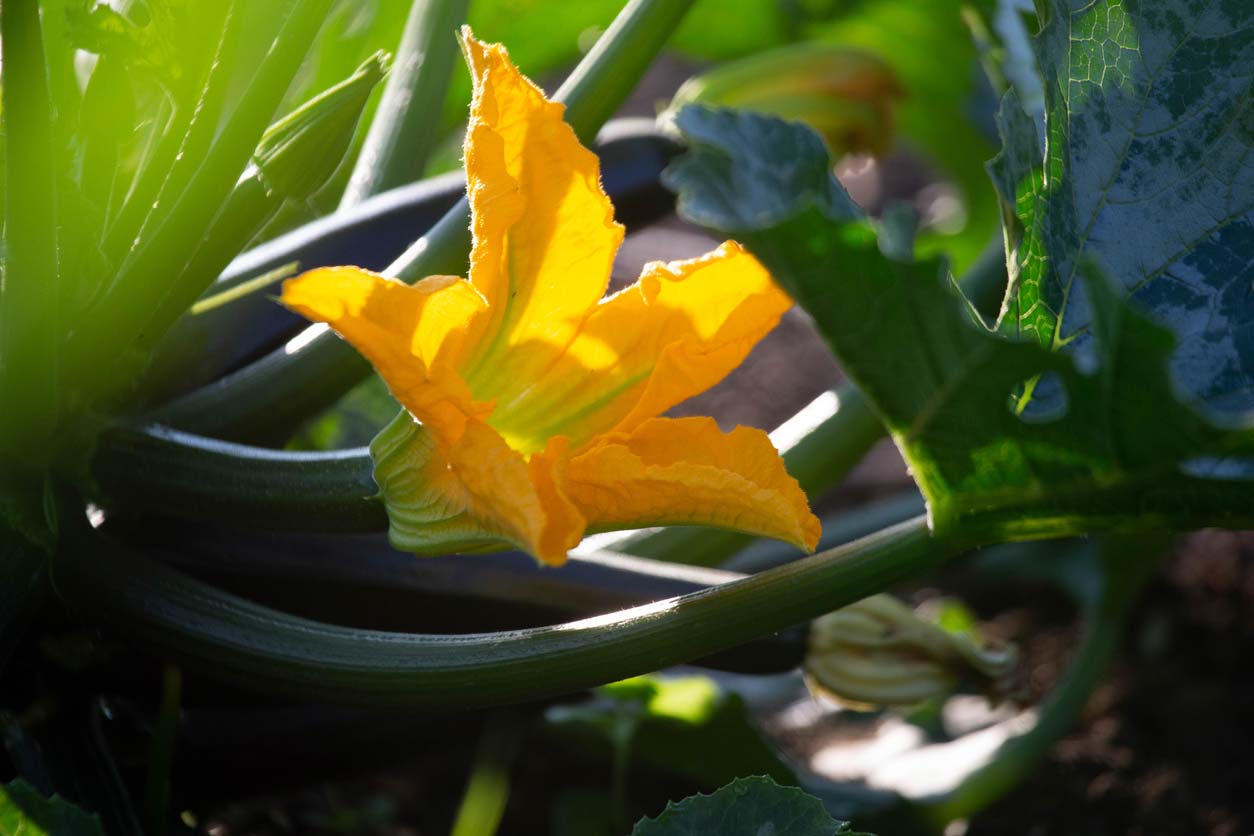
[967,530,1254,836]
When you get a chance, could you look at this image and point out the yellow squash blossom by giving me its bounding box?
[281,30,820,565]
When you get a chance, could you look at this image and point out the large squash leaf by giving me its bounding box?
[994,0,1254,416]
[663,104,1254,539]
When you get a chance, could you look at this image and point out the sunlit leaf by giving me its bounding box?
[665,104,1254,539]
[994,0,1254,418]
[0,781,104,836]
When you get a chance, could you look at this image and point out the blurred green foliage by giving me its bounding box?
[0,781,104,836]
[546,674,796,791]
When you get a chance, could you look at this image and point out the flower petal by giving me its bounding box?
[372,413,585,566]
[458,31,625,400]
[562,416,821,551]
[281,267,492,442]
[489,241,793,450]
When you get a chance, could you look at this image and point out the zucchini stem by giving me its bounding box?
[55,516,957,709]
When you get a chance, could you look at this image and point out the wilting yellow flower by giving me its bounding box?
[282,30,820,565]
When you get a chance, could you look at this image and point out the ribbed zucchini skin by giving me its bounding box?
[56,518,941,709]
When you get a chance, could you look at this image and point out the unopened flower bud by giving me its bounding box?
[804,594,1016,710]
[251,52,388,200]
[667,43,903,157]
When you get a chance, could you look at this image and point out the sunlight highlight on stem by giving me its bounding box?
[57,516,955,708]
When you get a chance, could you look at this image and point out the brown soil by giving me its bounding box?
[966,531,1254,836]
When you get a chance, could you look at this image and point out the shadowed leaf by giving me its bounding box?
[665,104,1254,539]
[632,775,872,836]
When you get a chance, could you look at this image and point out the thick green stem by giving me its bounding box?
[143,665,182,836]
[55,516,955,708]
[102,5,236,266]
[69,0,336,406]
[92,425,384,532]
[552,0,693,141]
[341,0,469,206]
[449,712,523,836]
[151,0,698,443]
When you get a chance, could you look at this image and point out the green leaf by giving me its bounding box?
[631,776,872,836]
[996,0,1254,415]
[664,105,1254,539]
[987,87,1050,346]
[545,674,796,790]
[0,780,104,836]
[65,1,222,88]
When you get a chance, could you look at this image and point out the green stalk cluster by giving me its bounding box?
[66,0,341,404]
[341,0,470,206]
[138,55,390,396]
[0,0,389,468]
